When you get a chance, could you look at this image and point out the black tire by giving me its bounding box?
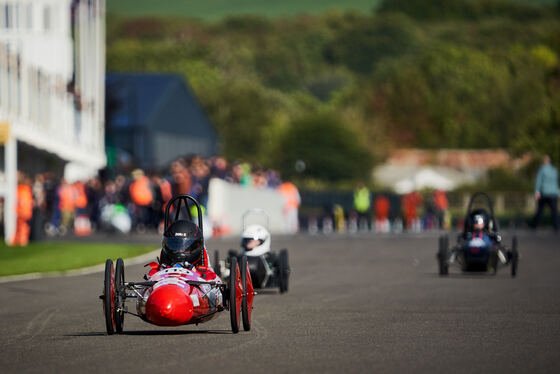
[278,249,290,293]
[511,236,519,277]
[114,258,125,333]
[103,259,115,335]
[489,250,498,275]
[214,250,221,278]
[437,235,449,276]
[437,235,449,275]
[229,256,240,334]
[240,256,251,331]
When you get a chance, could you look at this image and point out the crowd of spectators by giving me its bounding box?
[328,187,449,235]
[12,155,286,242]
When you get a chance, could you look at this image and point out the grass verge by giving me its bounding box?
[0,241,157,277]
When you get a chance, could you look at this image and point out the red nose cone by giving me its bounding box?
[145,285,194,326]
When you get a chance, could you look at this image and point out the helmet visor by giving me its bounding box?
[241,237,263,251]
[163,236,201,255]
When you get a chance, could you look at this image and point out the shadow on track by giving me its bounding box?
[425,272,513,279]
[67,329,232,337]
[65,332,106,337]
[122,329,232,336]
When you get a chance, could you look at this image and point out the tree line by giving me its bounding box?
[107,0,560,184]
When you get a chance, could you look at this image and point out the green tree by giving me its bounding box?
[105,6,560,183]
[369,44,514,148]
[202,81,275,162]
[377,0,547,21]
[325,12,422,74]
[275,113,373,181]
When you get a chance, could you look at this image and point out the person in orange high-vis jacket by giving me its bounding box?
[73,181,88,213]
[374,195,391,233]
[12,173,34,246]
[277,181,301,234]
[130,169,153,207]
[58,179,76,232]
[73,181,91,236]
[402,191,423,231]
[433,189,449,229]
[129,169,154,231]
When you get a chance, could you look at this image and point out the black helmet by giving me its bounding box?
[161,220,203,265]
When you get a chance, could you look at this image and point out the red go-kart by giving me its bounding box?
[100,194,254,334]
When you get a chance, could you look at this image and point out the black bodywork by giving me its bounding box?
[437,192,519,277]
[215,249,290,293]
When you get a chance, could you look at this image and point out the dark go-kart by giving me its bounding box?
[215,209,290,293]
[437,192,519,277]
[100,194,254,335]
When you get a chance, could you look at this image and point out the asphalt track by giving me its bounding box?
[1,231,560,373]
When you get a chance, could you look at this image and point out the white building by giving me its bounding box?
[0,0,106,242]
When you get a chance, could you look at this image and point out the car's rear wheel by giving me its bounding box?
[102,259,116,335]
[229,256,242,333]
[114,258,125,333]
[214,250,221,278]
[489,249,498,275]
[437,235,449,276]
[511,236,519,277]
[278,249,290,293]
[240,256,254,331]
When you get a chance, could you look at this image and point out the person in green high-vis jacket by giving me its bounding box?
[531,155,559,232]
[354,182,372,231]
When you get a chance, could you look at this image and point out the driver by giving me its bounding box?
[241,224,271,256]
[468,213,501,245]
[472,214,486,235]
[147,219,214,278]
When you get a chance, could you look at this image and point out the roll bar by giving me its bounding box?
[242,208,270,231]
[463,191,499,233]
[164,194,204,235]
